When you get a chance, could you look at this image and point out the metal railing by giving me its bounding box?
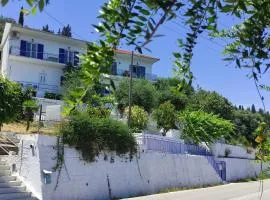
[141,134,212,156]
[9,46,77,66]
[0,134,19,155]
[111,69,158,81]
[18,81,60,94]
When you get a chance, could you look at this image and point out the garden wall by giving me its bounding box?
[5,134,222,200]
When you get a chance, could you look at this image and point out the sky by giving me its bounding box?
[1,0,270,111]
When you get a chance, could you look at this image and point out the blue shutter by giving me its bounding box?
[20,40,27,56]
[141,66,146,78]
[111,62,117,75]
[37,44,44,60]
[74,51,79,66]
[59,48,65,64]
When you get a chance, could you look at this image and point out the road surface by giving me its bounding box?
[124,180,270,200]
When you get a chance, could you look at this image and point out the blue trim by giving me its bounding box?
[74,51,79,66]
[20,40,26,56]
[59,48,65,64]
[37,44,44,60]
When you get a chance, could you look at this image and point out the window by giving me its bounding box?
[111,61,117,75]
[133,66,146,78]
[20,40,44,59]
[59,48,79,66]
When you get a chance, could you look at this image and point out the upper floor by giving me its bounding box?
[0,23,87,67]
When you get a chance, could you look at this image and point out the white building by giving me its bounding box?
[0,23,159,98]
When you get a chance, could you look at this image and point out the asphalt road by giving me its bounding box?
[124,180,270,200]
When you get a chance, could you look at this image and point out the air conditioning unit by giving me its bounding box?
[11,31,20,39]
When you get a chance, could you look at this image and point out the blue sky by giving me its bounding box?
[1,0,270,110]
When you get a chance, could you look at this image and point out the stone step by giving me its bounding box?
[0,192,31,200]
[0,181,22,188]
[0,176,16,182]
[0,186,26,194]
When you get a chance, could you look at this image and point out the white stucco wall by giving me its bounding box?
[217,158,270,181]
[211,143,256,159]
[4,134,222,200]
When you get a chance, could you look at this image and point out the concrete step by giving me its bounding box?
[0,165,10,170]
[0,170,10,176]
[0,192,31,200]
[0,181,22,188]
[0,176,16,182]
[0,186,26,193]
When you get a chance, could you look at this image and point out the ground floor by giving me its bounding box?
[126,179,270,200]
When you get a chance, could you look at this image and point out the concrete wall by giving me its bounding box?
[217,158,270,181]
[211,143,256,159]
[5,134,222,200]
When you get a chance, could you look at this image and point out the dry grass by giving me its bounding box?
[1,122,60,136]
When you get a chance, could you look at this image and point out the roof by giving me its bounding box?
[0,23,87,49]
[114,49,160,62]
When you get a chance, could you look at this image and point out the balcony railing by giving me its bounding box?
[111,69,158,81]
[18,81,60,94]
[9,46,76,66]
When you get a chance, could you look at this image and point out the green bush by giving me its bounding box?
[179,110,235,144]
[153,101,177,135]
[126,106,148,132]
[61,112,137,162]
[44,92,62,100]
[0,77,23,130]
[23,100,39,131]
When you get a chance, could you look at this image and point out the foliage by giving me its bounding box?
[23,99,38,131]
[154,78,192,111]
[0,77,23,130]
[44,92,62,100]
[60,24,72,37]
[1,0,49,14]
[232,109,264,147]
[60,112,137,162]
[153,101,177,136]
[42,24,54,33]
[254,122,270,162]
[187,90,234,120]
[179,110,235,145]
[125,106,148,133]
[18,7,24,26]
[115,78,158,113]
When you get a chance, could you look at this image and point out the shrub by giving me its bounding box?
[61,112,137,162]
[126,106,148,132]
[153,101,177,136]
[44,92,62,100]
[0,77,23,130]
[115,78,158,113]
[23,100,39,131]
[179,110,235,145]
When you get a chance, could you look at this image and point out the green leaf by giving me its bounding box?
[38,0,45,12]
[26,0,34,6]
[31,7,37,15]
[1,0,9,6]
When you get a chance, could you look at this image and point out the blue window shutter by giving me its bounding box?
[111,61,117,75]
[59,48,65,63]
[141,66,146,78]
[20,40,26,56]
[74,51,79,66]
[37,44,44,60]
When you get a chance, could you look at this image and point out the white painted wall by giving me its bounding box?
[217,158,270,181]
[211,143,256,159]
[4,134,222,200]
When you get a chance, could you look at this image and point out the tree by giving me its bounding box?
[0,77,23,130]
[251,104,256,113]
[1,0,49,13]
[61,24,72,37]
[42,24,54,33]
[115,78,158,114]
[153,101,177,136]
[187,90,234,120]
[179,110,235,145]
[18,7,24,26]
[125,106,148,133]
[23,100,38,131]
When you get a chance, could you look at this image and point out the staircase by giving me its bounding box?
[0,158,36,200]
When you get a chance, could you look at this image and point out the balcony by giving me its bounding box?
[9,46,77,66]
[111,69,158,81]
